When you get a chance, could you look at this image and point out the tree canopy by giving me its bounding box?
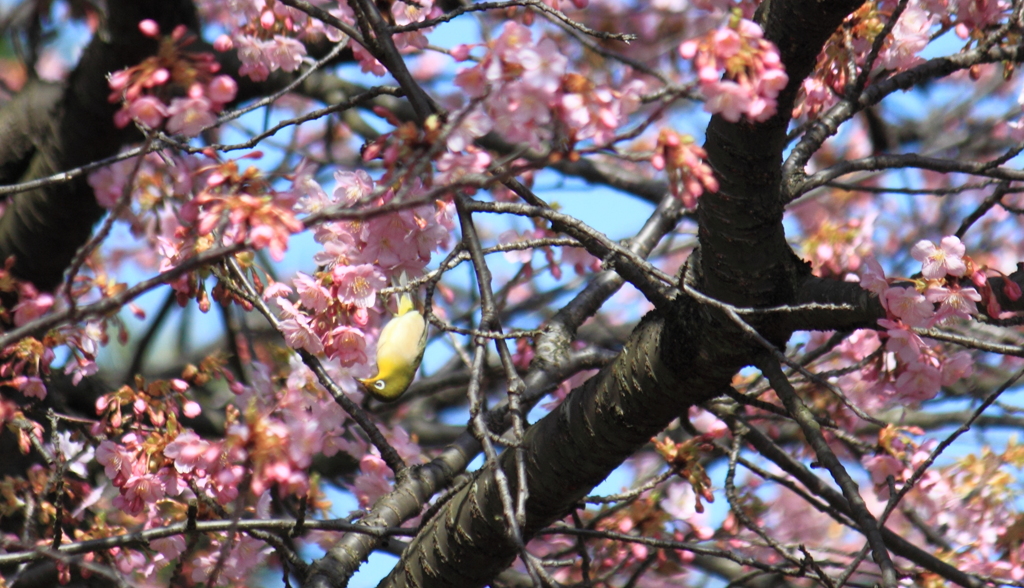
[2,0,1024,587]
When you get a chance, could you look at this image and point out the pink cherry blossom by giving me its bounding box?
[879,318,926,363]
[863,454,905,489]
[703,81,751,123]
[166,96,216,136]
[435,149,492,188]
[322,326,368,367]
[96,440,135,483]
[877,2,937,70]
[293,272,332,313]
[333,169,375,205]
[446,107,493,153]
[350,453,393,508]
[925,284,981,323]
[276,298,325,354]
[138,19,160,37]
[653,129,718,206]
[882,286,935,327]
[894,361,942,402]
[940,351,974,386]
[680,17,788,123]
[954,0,1009,39]
[266,35,306,72]
[119,470,164,514]
[235,35,272,81]
[14,375,46,399]
[207,75,238,104]
[911,236,967,279]
[163,431,210,474]
[332,264,387,308]
[126,95,168,128]
[859,256,888,296]
[13,292,54,327]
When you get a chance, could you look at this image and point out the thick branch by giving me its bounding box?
[696,0,864,313]
[377,300,738,588]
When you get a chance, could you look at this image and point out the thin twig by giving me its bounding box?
[757,355,898,588]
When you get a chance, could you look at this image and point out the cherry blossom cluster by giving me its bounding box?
[862,427,1024,580]
[452,22,645,151]
[180,155,304,262]
[857,235,1020,403]
[678,13,788,123]
[651,129,718,207]
[90,150,305,313]
[108,21,237,136]
[793,1,996,118]
[861,425,935,496]
[13,1,1024,586]
[948,0,1010,40]
[0,258,117,401]
[525,500,694,585]
[203,0,441,80]
[85,361,350,580]
[800,211,877,279]
[208,0,312,82]
[85,360,423,581]
[0,334,53,401]
[266,168,453,366]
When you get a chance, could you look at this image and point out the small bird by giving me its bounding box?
[359,291,427,402]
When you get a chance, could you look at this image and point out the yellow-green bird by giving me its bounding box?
[359,292,427,402]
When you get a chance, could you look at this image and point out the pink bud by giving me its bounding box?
[127,95,168,128]
[113,109,132,129]
[183,401,202,418]
[108,69,131,91]
[261,10,276,30]
[138,19,160,38]
[147,68,170,87]
[679,40,698,59]
[207,75,238,104]
[213,34,234,52]
[450,44,472,61]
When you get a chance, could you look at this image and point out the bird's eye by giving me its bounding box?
[373,380,386,390]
